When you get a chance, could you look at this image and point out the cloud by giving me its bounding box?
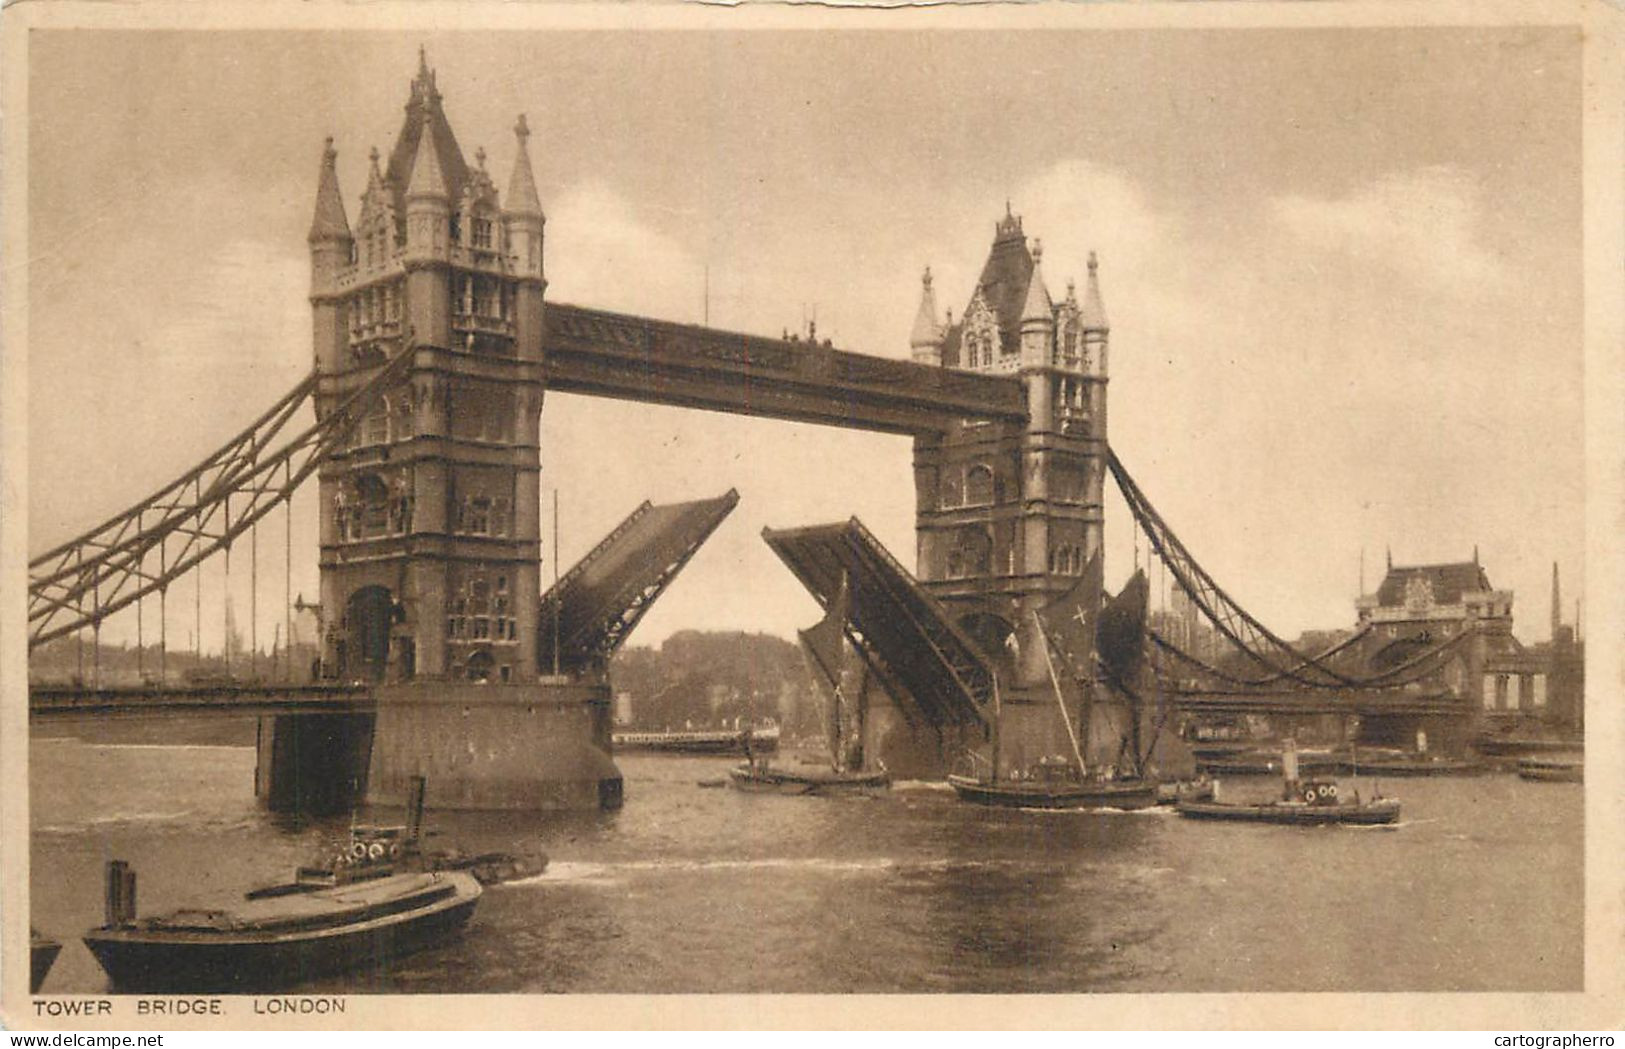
[1269,166,1511,295]
[544,182,706,322]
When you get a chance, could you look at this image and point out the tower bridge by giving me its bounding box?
[29,54,1491,811]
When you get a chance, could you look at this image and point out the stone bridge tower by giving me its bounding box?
[268,53,617,812]
[911,208,1112,766]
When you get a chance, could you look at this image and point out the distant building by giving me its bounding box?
[1354,552,1581,736]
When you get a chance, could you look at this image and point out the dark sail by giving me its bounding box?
[1034,552,1105,682]
[797,572,851,768]
[1096,569,1149,686]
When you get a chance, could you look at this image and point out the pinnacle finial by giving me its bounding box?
[369,146,380,167]
[1088,250,1098,274]
[476,146,487,171]
[323,136,336,160]
[515,114,531,144]
[419,45,429,76]
[922,265,933,290]
[1032,238,1043,264]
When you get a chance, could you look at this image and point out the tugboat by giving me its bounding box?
[1176,739,1401,826]
[82,779,483,993]
[729,573,890,795]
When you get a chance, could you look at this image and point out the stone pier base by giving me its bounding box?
[257,680,622,814]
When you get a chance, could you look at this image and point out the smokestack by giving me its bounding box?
[1551,561,1562,636]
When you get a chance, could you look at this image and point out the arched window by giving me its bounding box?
[948,526,991,579]
[941,471,963,510]
[965,464,995,507]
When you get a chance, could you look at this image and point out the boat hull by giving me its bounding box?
[83,874,480,993]
[728,765,890,795]
[1517,757,1583,783]
[30,937,61,993]
[614,730,779,755]
[1175,798,1401,825]
[947,775,1157,810]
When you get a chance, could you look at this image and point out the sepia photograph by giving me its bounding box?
[5,0,1621,1030]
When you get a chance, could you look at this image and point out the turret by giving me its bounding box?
[1019,240,1054,369]
[503,114,547,362]
[402,98,451,348]
[1079,251,1109,379]
[909,267,944,365]
[308,137,352,373]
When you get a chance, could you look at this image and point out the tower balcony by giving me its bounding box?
[452,310,516,339]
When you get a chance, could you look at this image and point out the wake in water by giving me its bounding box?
[502,855,898,886]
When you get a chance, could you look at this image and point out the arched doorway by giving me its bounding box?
[466,648,495,683]
[344,585,394,683]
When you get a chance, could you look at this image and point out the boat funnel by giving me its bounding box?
[103,861,137,926]
[405,776,427,843]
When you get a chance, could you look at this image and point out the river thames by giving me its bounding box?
[30,733,1582,994]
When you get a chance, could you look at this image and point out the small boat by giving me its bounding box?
[613,724,780,755]
[730,763,891,795]
[1517,754,1583,782]
[1155,776,1215,806]
[1176,785,1401,826]
[1341,752,1483,777]
[82,777,482,993]
[948,765,1157,810]
[730,573,891,796]
[1176,740,1400,826]
[30,929,62,993]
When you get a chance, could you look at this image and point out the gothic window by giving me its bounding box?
[347,473,389,540]
[472,217,493,250]
[449,214,462,243]
[946,526,991,579]
[1062,326,1079,367]
[491,497,511,537]
[964,464,995,507]
[941,471,963,510]
[461,496,492,536]
[362,403,389,447]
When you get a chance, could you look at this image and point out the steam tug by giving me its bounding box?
[1176,739,1401,826]
[83,780,483,993]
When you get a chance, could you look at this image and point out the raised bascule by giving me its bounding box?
[29,55,1497,811]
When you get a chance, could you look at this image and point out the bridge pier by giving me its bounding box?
[362,681,621,811]
[256,681,621,813]
[255,713,376,816]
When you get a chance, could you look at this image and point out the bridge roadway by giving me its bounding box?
[542,303,1028,434]
[1165,687,1468,718]
[28,683,375,719]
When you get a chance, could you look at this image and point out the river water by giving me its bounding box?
[30,733,1582,994]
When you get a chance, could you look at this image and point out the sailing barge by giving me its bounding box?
[730,572,891,795]
[83,780,482,993]
[951,565,1163,811]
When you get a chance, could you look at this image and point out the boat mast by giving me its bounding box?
[1033,611,1088,774]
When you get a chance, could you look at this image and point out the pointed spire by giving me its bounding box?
[308,136,352,244]
[505,113,543,218]
[910,266,942,348]
[1551,561,1562,633]
[1020,239,1053,323]
[406,128,447,202]
[1386,546,1393,571]
[1080,251,1109,331]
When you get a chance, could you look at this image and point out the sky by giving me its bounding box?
[24,25,1586,655]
